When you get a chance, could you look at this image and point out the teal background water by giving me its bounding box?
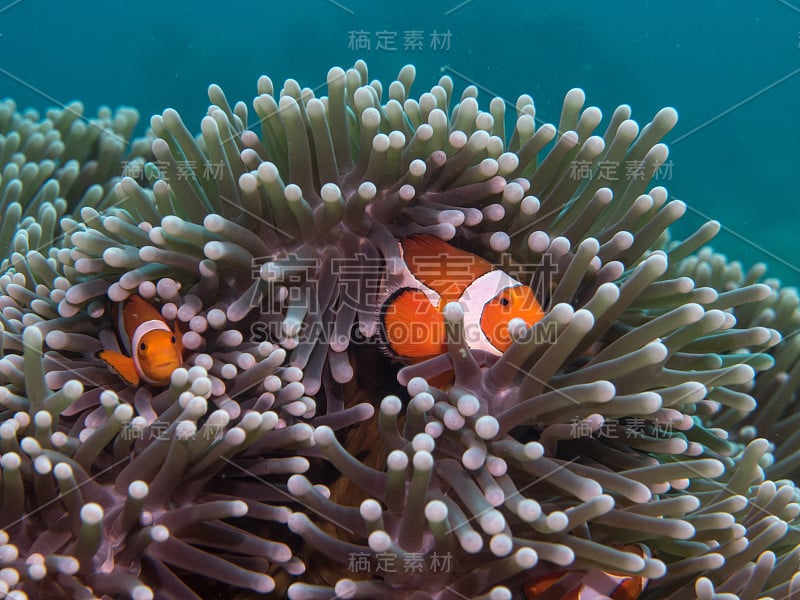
[2,0,798,285]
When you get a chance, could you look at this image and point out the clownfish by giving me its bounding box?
[379,235,545,361]
[524,545,649,600]
[96,295,183,387]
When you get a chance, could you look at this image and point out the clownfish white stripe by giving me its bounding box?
[460,270,521,307]
[460,270,522,354]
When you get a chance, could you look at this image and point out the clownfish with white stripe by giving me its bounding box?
[96,295,183,387]
[379,235,545,361]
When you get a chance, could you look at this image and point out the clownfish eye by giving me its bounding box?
[499,297,510,307]
[171,335,176,344]
[140,342,147,351]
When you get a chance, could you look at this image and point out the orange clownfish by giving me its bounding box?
[97,295,183,387]
[379,235,545,361]
[525,546,649,600]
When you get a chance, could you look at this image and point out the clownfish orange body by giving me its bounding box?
[97,295,183,387]
[380,235,545,361]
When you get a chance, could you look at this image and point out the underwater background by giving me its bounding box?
[2,0,798,285]
[4,1,800,598]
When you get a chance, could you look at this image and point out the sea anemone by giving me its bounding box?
[0,62,799,599]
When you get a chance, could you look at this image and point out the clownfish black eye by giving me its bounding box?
[140,342,147,351]
[499,297,510,307]
[171,335,176,344]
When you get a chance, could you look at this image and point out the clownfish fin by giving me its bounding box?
[111,301,131,355]
[524,572,566,598]
[380,287,446,359]
[97,350,140,386]
[401,235,493,304]
[426,370,456,389]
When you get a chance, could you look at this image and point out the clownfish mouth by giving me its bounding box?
[153,362,177,369]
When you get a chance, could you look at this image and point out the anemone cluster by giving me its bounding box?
[0,62,798,599]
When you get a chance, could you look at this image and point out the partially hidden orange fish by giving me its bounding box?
[525,546,649,600]
[97,295,183,387]
[379,235,545,361]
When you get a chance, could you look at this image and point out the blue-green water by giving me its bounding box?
[3,0,798,285]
